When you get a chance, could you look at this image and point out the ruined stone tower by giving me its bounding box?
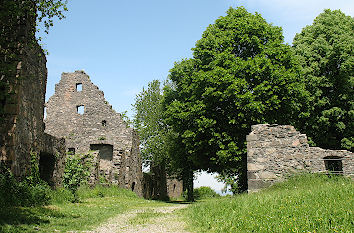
[45,71,143,195]
[0,0,65,186]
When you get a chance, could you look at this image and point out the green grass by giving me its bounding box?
[184,174,354,233]
[0,185,170,232]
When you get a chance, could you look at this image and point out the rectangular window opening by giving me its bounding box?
[76,83,82,91]
[77,105,84,114]
[44,106,47,119]
[90,144,113,161]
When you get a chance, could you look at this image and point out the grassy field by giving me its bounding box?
[184,174,354,232]
[1,174,352,232]
[0,185,170,232]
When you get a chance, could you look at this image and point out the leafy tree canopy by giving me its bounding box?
[293,9,354,151]
[165,7,308,191]
[133,80,168,167]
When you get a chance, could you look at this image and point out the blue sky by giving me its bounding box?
[41,0,353,191]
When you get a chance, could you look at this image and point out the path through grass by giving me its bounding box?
[0,186,174,232]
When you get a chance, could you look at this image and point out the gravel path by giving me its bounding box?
[92,204,191,233]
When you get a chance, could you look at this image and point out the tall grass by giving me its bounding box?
[185,174,353,232]
[0,185,171,232]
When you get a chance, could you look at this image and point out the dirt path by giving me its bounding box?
[92,204,191,233]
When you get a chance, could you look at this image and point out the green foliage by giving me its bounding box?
[133,80,168,166]
[0,165,51,207]
[121,110,133,127]
[165,7,308,192]
[185,174,354,232]
[216,171,239,194]
[36,0,68,34]
[293,9,354,151]
[62,152,94,201]
[192,186,220,200]
[26,151,41,185]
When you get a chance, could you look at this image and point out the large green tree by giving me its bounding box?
[165,7,308,192]
[293,9,353,151]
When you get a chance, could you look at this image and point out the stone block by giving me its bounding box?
[248,163,264,171]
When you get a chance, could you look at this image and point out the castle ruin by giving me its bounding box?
[247,124,354,192]
[44,71,143,195]
[0,0,66,186]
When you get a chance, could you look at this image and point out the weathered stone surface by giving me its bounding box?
[247,124,354,192]
[142,166,183,200]
[45,71,143,196]
[41,133,66,187]
[0,0,66,185]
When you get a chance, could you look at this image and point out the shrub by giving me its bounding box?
[62,152,95,202]
[0,165,51,207]
[190,186,220,200]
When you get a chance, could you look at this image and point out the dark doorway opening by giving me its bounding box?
[39,152,56,186]
[90,144,113,160]
[324,156,343,175]
[131,182,136,191]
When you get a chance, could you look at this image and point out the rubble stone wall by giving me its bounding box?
[41,133,66,187]
[0,0,66,185]
[247,124,354,192]
[142,165,183,200]
[166,178,183,199]
[45,71,143,196]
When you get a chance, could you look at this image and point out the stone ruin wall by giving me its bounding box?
[142,167,183,200]
[166,178,183,199]
[45,71,143,195]
[0,0,66,185]
[247,124,354,192]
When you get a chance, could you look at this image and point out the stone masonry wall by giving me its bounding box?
[142,165,183,200]
[247,124,354,192]
[0,0,66,184]
[41,133,66,187]
[44,71,143,196]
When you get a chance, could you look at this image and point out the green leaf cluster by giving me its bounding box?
[63,152,94,201]
[133,80,168,166]
[293,9,354,151]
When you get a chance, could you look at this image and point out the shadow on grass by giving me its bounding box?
[165,200,193,205]
[0,205,68,232]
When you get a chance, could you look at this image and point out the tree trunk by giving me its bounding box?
[183,166,194,202]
